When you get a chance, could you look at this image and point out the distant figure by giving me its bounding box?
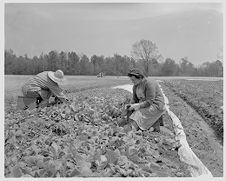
[22,70,68,107]
[126,68,165,132]
[97,72,104,78]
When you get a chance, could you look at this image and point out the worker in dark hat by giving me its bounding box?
[126,68,165,132]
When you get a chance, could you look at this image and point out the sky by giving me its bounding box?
[4,2,223,65]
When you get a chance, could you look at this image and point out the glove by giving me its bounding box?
[128,103,140,111]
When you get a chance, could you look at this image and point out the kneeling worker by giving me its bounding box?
[126,68,165,132]
[21,69,68,108]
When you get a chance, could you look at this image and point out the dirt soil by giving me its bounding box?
[159,82,223,177]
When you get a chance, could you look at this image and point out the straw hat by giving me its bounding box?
[48,70,65,84]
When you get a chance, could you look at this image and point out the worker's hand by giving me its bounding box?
[38,99,49,108]
[124,104,131,110]
[128,103,140,111]
[64,97,73,104]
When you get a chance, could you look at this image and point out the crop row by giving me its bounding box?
[162,80,223,143]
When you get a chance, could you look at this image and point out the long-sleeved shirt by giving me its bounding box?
[132,78,165,110]
[22,71,66,100]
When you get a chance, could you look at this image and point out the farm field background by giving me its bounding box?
[4,75,222,103]
[5,75,130,105]
[4,75,223,177]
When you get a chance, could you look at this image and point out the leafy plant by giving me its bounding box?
[5,88,190,177]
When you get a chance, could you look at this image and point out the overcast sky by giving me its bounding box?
[5,3,223,65]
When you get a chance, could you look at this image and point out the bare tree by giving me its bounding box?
[217,47,223,62]
[131,39,160,76]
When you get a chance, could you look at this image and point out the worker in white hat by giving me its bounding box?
[22,69,68,107]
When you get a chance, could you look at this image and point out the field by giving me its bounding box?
[4,75,223,177]
[162,79,223,142]
[159,80,223,176]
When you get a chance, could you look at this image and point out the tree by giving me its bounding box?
[5,49,17,74]
[80,54,90,75]
[179,57,196,76]
[215,60,223,77]
[103,57,114,75]
[197,60,223,77]
[91,55,104,75]
[38,52,48,72]
[47,51,58,71]
[123,55,134,75]
[131,39,161,76]
[32,56,40,74]
[4,48,222,77]
[113,54,126,76]
[68,52,80,75]
[161,58,179,76]
[58,51,68,74]
[16,56,27,74]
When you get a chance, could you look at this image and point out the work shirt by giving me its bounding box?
[22,71,66,100]
[132,78,165,110]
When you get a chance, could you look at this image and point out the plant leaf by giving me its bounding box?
[70,168,81,177]
[12,166,22,177]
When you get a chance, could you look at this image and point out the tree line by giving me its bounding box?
[5,40,223,77]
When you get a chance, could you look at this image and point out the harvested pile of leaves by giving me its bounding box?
[5,88,190,177]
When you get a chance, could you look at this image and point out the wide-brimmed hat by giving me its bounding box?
[48,70,65,84]
[127,68,144,78]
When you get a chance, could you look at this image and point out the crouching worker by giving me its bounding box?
[126,68,165,132]
[21,69,68,108]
